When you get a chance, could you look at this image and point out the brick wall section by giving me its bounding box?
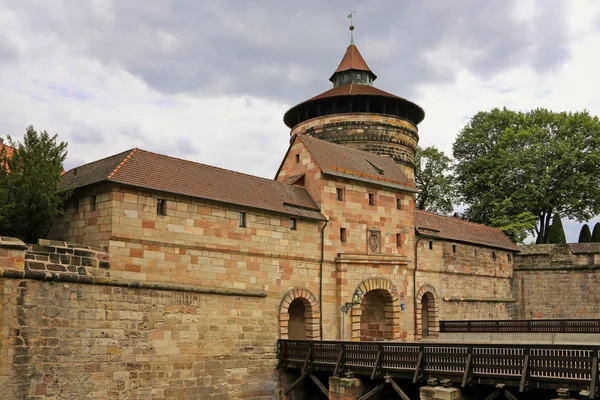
[24,239,110,277]
[416,239,514,324]
[512,244,600,319]
[0,277,276,399]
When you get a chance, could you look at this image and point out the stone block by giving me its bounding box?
[434,386,462,400]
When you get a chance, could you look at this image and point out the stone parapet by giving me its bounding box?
[0,237,27,270]
[25,239,110,277]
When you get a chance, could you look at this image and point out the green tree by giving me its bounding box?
[453,108,600,243]
[578,224,592,243]
[489,199,537,243]
[547,214,567,244]
[414,146,455,215]
[0,126,68,243]
[592,223,600,242]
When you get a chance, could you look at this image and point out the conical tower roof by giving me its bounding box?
[329,44,376,82]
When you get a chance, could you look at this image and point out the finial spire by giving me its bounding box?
[347,11,355,45]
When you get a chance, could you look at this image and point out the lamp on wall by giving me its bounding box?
[341,288,363,314]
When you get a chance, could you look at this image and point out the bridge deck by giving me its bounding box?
[278,339,600,398]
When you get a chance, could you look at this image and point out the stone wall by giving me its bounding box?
[512,244,600,319]
[0,237,279,399]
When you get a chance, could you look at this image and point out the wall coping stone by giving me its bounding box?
[0,267,267,297]
[0,236,27,250]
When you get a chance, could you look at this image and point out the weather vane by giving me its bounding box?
[347,11,355,44]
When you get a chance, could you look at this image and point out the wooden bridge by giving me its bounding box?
[440,318,600,334]
[278,339,600,399]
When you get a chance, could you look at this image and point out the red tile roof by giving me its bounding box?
[415,210,519,251]
[293,135,416,193]
[331,44,375,78]
[0,139,14,159]
[62,149,325,221]
[307,83,401,103]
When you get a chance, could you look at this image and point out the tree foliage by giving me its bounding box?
[414,146,455,215]
[0,126,68,243]
[578,224,592,243]
[592,223,600,243]
[453,108,600,243]
[547,214,567,244]
[489,199,537,243]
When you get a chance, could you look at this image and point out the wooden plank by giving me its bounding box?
[462,352,473,388]
[390,379,411,400]
[504,390,519,400]
[302,345,313,372]
[412,351,423,384]
[358,382,386,400]
[283,371,309,395]
[276,343,287,370]
[371,350,382,380]
[590,356,598,399]
[333,349,344,376]
[519,354,530,393]
[483,389,500,400]
[309,373,329,397]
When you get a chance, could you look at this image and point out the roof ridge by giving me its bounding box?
[107,148,138,180]
[130,148,297,187]
[415,209,505,232]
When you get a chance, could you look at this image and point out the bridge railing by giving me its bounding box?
[439,319,600,333]
[278,339,600,396]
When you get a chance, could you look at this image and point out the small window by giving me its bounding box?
[157,199,167,216]
[90,196,96,212]
[336,188,344,201]
[357,73,362,79]
[77,198,83,213]
[239,212,247,228]
[474,250,478,256]
[368,193,376,206]
[340,228,347,243]
[396,233,402,247]
[508,253,512,262]
[396,198,403,210]
[452,244,456,253]
[492,251,497,260]
[295,154,300,163]
[290,218,297,230]
[429,241,433,250]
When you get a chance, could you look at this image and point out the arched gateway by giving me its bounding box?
[279,288,320,340]
[416,284,439,339]
[350,278,401,341]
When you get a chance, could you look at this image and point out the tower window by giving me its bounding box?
[396,198,403,210]
[357,73,362,80]
[492,251,497,260]
[239,212,247,228]
[508,253,512,262]
[290,218,297,230]
[295,154,300,163]
[157,199,167,216]
[429,241,433,250]
[452,244,456,253]
[396,233,402,247]
[340,228,347,243]
[368,193,376,206]
[90,196,97,212]
[336,188,344,201]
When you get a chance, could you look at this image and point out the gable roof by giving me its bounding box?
[289,134,416,193]
[330,44,375,81]
[415,210,519,251]
[62,149,325,221]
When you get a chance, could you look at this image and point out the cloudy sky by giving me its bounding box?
[1,0,599,241]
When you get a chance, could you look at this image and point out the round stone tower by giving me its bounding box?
[283,31,425,180]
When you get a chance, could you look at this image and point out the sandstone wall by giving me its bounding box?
[416,239,514,328]
[512,244,600,319]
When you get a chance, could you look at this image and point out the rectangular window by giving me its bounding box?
[396,233,402,247]
[336,188,344,201]
[239,212,246,228]
[290,218,297,230]
[429,241,433,250]
[295,154,300,163]
[368,193,376,206]
[508,253,512,262]
[90,196,96,212]
[452,244,456,253]
[396,198,404,210]
[492,251,497,260]
[340,228,347,243]
[77,198,83,213]
[357,73,362,79]
[157,199,167,216]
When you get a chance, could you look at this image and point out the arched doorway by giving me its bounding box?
[288,298,307,340]
[350,278,401,341]
[416,285,439,339]
[279,288,320,340]
[360,289,394,341]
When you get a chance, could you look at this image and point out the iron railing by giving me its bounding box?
[440,319,600,334]
[278,339,600,397]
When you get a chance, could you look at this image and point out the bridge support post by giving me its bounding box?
[420,385,462,400]
[328,376,362,400]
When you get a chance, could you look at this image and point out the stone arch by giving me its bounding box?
[416,284,440,339]
[350,278,401,341]
[279,288,320,340]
